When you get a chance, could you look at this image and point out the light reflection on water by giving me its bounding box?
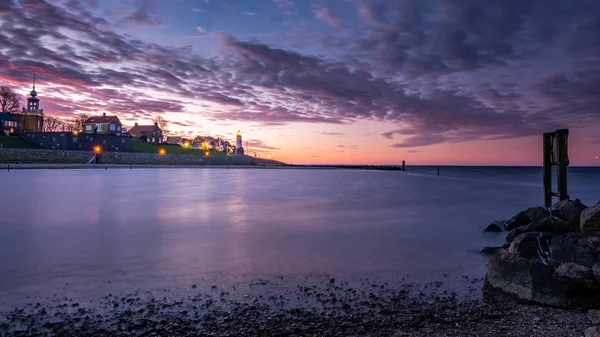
[0,167,598,309]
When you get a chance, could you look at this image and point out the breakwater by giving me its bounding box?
[0,148,282,166]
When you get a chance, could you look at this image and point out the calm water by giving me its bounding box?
[0,167,598,309]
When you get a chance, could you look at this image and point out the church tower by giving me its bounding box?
[235,130,244,155]
[20,72,44,132]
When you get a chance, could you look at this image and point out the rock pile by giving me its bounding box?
[483,199,600,310]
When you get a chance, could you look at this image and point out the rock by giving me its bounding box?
[549,199,588,229]
[505,207,550,231]
[550,233,600,268]
[508,232,556,260]
[588,310,600,325]
[506,216,573,242]
[484,250,567,307]
[479,244,509,255]
[483,221,505,232]
[582,204,600,233]
[585,326,600,337]
[594,264,600,282]
[554,263,598,292]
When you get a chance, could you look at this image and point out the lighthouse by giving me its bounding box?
[235,130,245,155]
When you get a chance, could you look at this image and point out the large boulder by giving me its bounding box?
[550,233,600,268]
[582,204,600,233]
[508,232,556,260]
[594,263,600,282]
[554,263,598,292]
[485,249,600,309]
[506,216,573,242]
[505,207,550,230]
[550,199,588,229]
[484,249,567,307]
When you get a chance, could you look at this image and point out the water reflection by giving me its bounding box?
[0,167,598,308]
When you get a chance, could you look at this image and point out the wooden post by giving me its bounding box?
[556,129,569,201]
[437,166,440,176]
[543,129,569,208]
[402,160,405,171]
[543,132,553,208]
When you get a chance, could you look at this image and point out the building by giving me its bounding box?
[166,136,183,145]
[19,73,44,132]
[234,130,244,154]
[83,113,124,135]
[128,122,162,144]
[0,113,20,135]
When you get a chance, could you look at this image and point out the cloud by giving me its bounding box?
[196,26,207,33]
[245,11,260,16]
[315,8,343,28]
[121,0,162,26]
[321,132,346,136]
[1,0,600,151]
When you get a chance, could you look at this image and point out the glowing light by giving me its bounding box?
[204,151,210,156]
[201,141,209,151]
[94,146,102,153]
[267,154,271,159]
[159,148,167,155]
[73,131,79,136]
[9,128,14,133]
[182,141,191,149]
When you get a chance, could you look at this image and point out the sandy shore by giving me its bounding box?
[0,276,591,337]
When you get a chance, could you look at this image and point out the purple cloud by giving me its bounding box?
[315,8,344,28]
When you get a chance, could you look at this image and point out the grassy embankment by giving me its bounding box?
[130,140,227,156]
[0,135,34,149]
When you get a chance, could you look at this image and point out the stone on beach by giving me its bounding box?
[550,233,600,268]
[581,203,600,233]
[508,232,556,260]
[506,216,573,242]
[483,221,505,232]
[504,207,550,231]
[484,249,567,307]
[485,198,600,309]
[550,199,588,229]
[479,244,509,255]
[554,263,598,292]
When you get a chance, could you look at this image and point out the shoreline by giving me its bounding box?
[0,276,590,337]
[0,163,405,171]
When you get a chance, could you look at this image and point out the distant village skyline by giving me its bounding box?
[1,1,599,165]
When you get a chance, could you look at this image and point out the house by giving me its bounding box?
[128,122,162,144]
[83,113,123,135]
[166,136,183,145]
[0,113,20,135]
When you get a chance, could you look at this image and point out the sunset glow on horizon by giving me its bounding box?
[1,0,599,165]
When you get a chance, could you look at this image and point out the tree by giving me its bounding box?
[43,116,61,132]
[154,115,168,134]
[72,113,89,132]
[0,86,20,113]
[42,116,74,132]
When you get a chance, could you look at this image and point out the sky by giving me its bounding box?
[0,0,599,165]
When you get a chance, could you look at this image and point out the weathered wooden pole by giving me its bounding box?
[543,129,569,208]
[556,129,569,202]
[402,160,405,171]
[543,132,553,208]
